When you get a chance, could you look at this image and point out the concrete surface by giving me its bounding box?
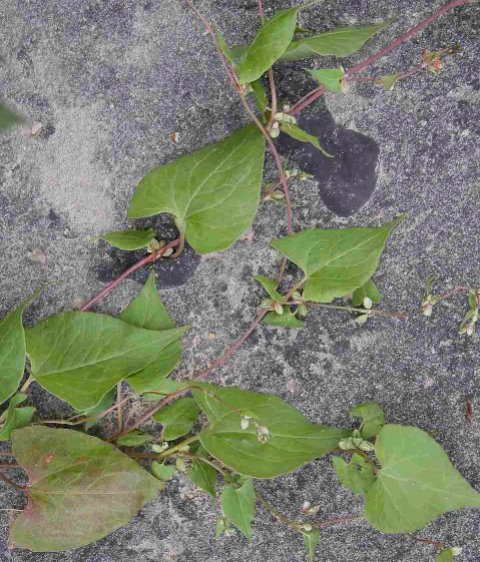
[0,0,479,561]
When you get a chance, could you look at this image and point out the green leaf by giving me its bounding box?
[120,271,183,395]
[308,68,344,93]
[98,228,156,251]
[280,122,333,158]
[221,479,255,540]
[193,382,348,478]
[364,424,480,533]
[237,8,299,84]
[352,279,381,307]
[302,528,321,562]
[271,219,401,303]
[379,73,400,91]
[251,78,268,114]
[0,393,35,441]
[117,430,153,447]
[188,459,217,497]
[128,125,265,254]
[0,291,40,407]
[282,22,388,61]
[0,102,23,129]
[263,309,305,328]
[253,274,284,302]
[332,454,375,497]
[153,397,200,441]
[26,311,188,411]
[11,426,161,552]
[151,461,176,482]
[350,402,385,439]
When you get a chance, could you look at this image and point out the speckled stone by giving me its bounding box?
[0,0,479,561]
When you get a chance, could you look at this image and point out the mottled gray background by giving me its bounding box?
[0,0,479,561]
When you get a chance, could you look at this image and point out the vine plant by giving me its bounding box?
[0,0,479,559]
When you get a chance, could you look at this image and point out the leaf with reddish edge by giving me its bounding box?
[10,426,161,552]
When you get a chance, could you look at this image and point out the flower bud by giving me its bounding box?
[240,417,250,430]
[270,122,280,139]
[163,247,175,257]
[299,304,308,317]
[363,297,373,310]
[451,547,462,556]
[358,440,375,452]
[302,524,313,532]
[273,302,284,315]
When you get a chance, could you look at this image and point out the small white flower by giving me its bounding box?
[240,417,250,430]
[451,547,462,556]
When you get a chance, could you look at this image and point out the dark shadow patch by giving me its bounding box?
[276,104,379,217]
[95,217,201,290]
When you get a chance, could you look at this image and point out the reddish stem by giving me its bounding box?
[80,238,180,312]
[435,285,471,302]
[290,0,471,115]
[313,514,363,528]
[346,0,470,77]
[407,534,445,551]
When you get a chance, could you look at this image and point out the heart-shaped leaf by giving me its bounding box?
[281,22,388,61]
[193,382,347,478]
[10,426,161,552]
[0,291,40,407]
[99,228,156,251]
[121,272,183,395]
[128,125,265,254]
[271,219,401,303]
[221,479,255,539]
[364,424,480,533]
[26,311,188,411]
[237,8,299,84]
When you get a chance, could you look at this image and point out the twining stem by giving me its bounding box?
[80,238,180,312]
[0,471,24,492]
[256,490,301,530]
[434,285,471,303]
[302,301,409,320]
[290,0,472,114]
[257,490,363,531]
[407,534,445,551]
[312,514,364,528]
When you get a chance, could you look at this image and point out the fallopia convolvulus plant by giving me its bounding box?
[1,0,479,560]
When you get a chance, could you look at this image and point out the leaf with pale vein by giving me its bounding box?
[282,23,388,61]
[193,382,347,478]
[364,424,480,533]
[128,125,265,254]
[10,426,161,552]
[271,219,401,303]
[237,8,299,84]
[26,311,188,411]
[221,479,255,539]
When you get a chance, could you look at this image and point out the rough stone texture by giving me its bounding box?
[0,0,479,561]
